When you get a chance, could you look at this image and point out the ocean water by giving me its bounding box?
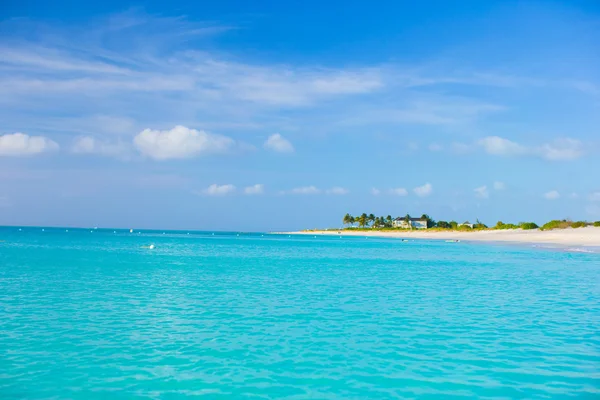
[1,227,599,399]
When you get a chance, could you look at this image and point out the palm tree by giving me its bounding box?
[421,214,434,228]
[386,215,393,227]
[357,213,368,228]
[343,213,353,227]
[368,213,376,227]
[404,213,412,229]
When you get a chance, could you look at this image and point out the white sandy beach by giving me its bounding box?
[289,227,600,248]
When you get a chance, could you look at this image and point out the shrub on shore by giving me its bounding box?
[436,221,451,229]
[540,220,589,230]
[456,224,472,231]
[494,221,519,229]
[519,222,539,230]
[594,221,600,227]
[571,221,587,228]
[541,220,572,230]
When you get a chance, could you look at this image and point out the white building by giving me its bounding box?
[393,217,428,229]
[458,221,474,229]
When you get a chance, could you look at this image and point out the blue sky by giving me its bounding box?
[1,0,599,230]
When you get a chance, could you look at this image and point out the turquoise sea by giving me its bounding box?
[1,227,599,399]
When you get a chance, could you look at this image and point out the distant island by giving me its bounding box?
[338,213,600,231]
[290,213,600,248]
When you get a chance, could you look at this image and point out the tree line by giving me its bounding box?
[343,213,440,229]
[342,213,600,231]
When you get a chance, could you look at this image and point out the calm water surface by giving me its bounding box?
[1,227,599,399]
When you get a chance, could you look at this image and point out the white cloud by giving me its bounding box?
[0,133,59,156]
[428,143,443,152]
[71,136,130,158]
[133,126,234,160]
[493,181,505,190]
[244,184,264,195]
[478,136,526,156]
[371,188,381,196]
[536,138,583,161]
[589,192,600,202]
[264,133,294,153]
[389,187,408,196]
[348,100,504,126]
[289,186,320,195]
[413,183,433,197]
[544,190,560,200]
[570,192,579,199]
[474,185,489,198]
[326,187,349,195]
[203,184,236,196]
[476,136,584,161]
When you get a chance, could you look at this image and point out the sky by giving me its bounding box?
[1,0,599,231]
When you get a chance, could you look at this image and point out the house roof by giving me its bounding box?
[394,217,427,221]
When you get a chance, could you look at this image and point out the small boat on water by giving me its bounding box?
[445,240,460,243]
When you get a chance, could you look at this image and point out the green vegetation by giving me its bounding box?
[340,214,596,232]
[519,222,539,230]
[473,219,488,230]
[539,219,593,230]
[541,220,572,230]
[494,221,519,229]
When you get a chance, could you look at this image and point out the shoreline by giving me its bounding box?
[285,227,600,248]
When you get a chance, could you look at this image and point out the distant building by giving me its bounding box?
[393,217,428,229]
[458,221,474,229]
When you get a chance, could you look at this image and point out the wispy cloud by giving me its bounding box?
[478,136,527,156]
[544,190,560,200]
[244,184,264,195]
[537,138,583,161]
[71,136,131,159]
[389,187,408,196]
[478,136,584,161]
[326,187,349,195]
[474,185,489,199]
[202,184,236,196]
[413,183,433,197]
[0,132,59,156]
[440,136,585,161]
[286,186,320,195]
[264,133,294,153]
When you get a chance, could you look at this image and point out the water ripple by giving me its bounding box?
[1,229,599,398]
